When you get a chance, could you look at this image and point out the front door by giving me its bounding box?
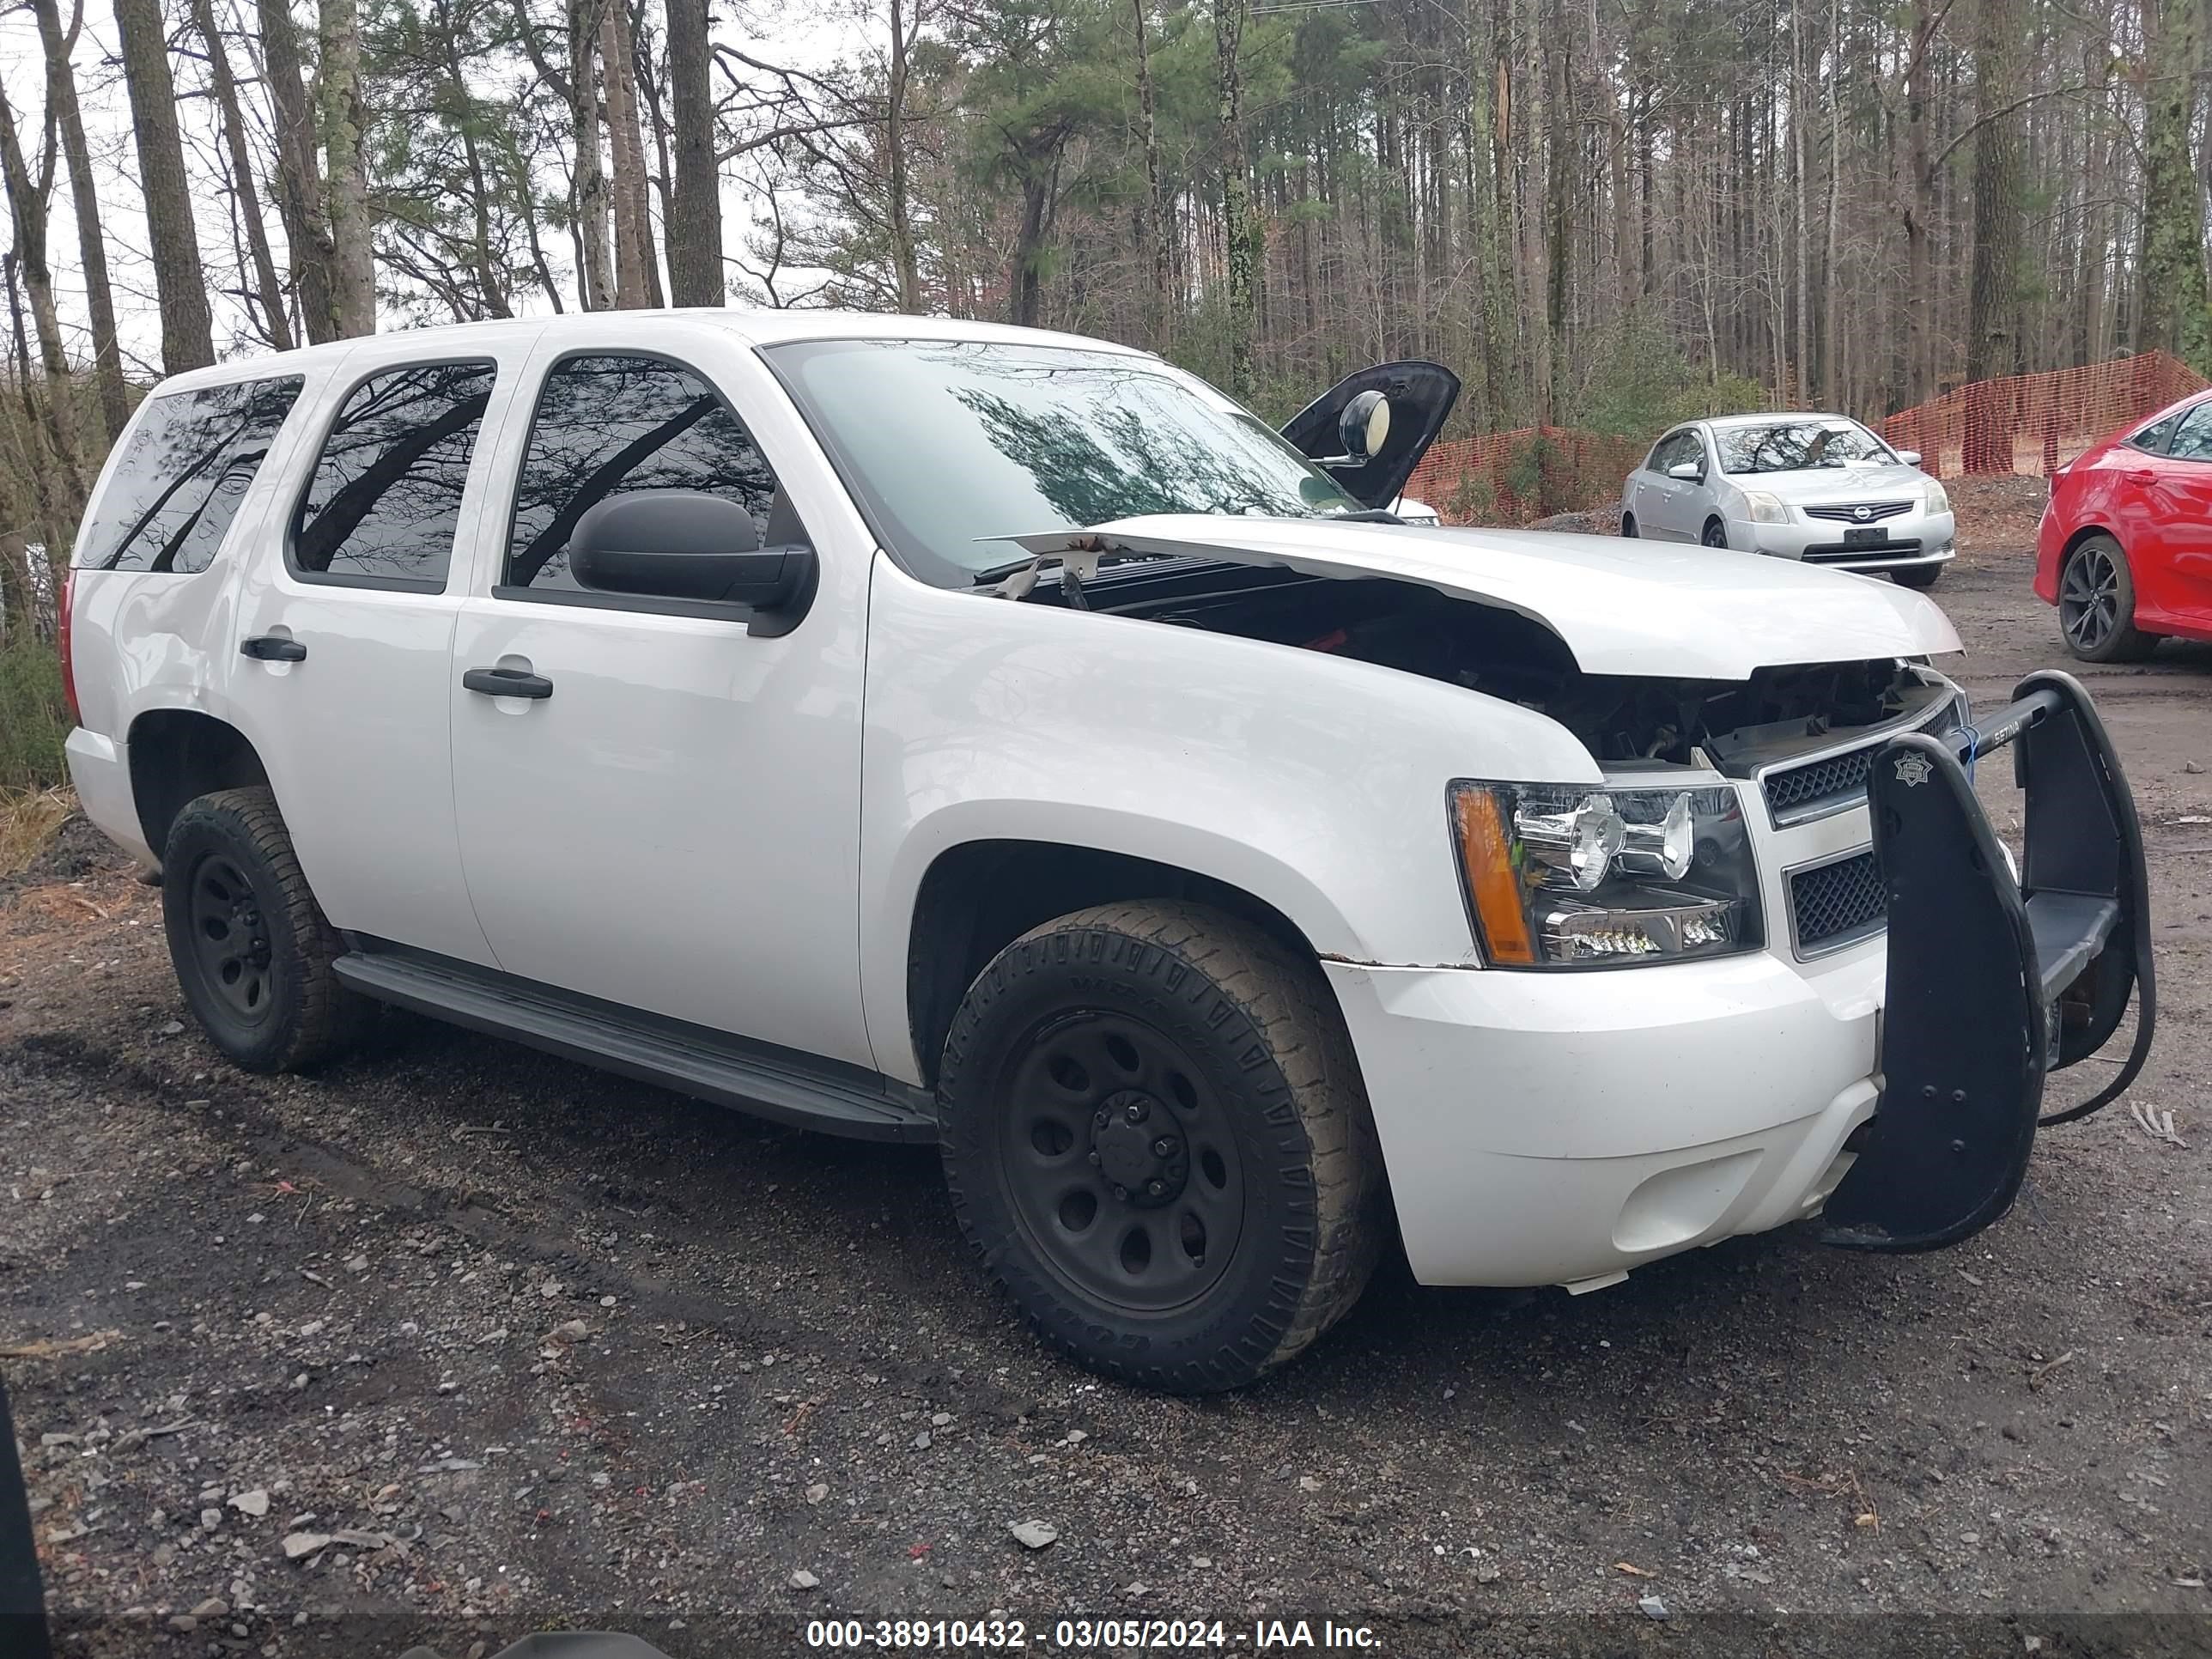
[1640,429,1705,540]
[226,339,539,966]
[2134,400,2212,628]
[445,335,873,1068]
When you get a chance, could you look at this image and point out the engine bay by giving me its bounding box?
[1102,567,1950,769]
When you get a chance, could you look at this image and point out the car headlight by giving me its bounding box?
[1449,781,1763,968]
[1923,481,1950,515]
[1741,491,1790,525]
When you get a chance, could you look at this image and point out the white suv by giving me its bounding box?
[61,313,2152,1391]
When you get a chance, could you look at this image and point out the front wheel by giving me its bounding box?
[1701,517,1730,549]
[2057,534,2160,663]
[937,902,1383,1393]
[161,787,367,1073]
[1892,564,1944,590]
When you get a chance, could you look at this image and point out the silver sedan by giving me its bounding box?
[1618,414,1956,588]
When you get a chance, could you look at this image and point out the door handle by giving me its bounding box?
[463,665,554,701]
[2126,468,2157,485]
[240,635,307,662]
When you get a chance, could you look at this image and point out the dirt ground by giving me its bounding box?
[3,530,2209,1659]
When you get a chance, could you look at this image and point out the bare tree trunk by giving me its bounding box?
[0,76,86,506]
[258,0,337,343]
[113,0,216,371]
[191,0,295,350]
[2137,0,2210,367]
[1131,0,1170,344]
[1519,0,1553,422]
[1822,0,1842,405]
[1902,1,1936,402]
[887,0,923,313]
[1215,0,1254,399]
[663,0,722,305]
[1964,0,2024,471]
[568,0,612,309]
[319,0,377,335]
[32,0,125,438]
[600,0,657,307]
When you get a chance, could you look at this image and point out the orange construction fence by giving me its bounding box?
[1411,350,2207,526]
[1403,425,1648,526]
[1881,351,2206,480]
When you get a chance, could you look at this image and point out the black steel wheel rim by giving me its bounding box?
[994,1011,1245,1314]
[188,854,276,1024]
[2059,546,2119,651]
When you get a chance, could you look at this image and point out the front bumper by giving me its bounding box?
[1326,949,1884,1286]
[1334,672,2152,1287]
[1746,509,1956,571]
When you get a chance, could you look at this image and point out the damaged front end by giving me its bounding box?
[1816,671,2155,1250]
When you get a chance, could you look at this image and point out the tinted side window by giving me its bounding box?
[505,355,784,592]
[76,376,303,573]
[2166,405,2212,463]
[2126,411,2185,455]
[292,362,495,588]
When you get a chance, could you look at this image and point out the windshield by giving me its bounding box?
[1715,421,1894,475]
[763,338,1359,585]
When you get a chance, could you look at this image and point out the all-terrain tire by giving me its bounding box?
[938,901,1384,1392]
[161,787,368,1073]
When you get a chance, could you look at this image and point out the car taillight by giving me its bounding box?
[58,567,81,727]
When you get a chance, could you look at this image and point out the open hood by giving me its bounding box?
[1010,515,1962,680]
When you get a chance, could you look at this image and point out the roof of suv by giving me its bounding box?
[144,308,1154,396]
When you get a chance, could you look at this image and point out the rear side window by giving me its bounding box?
[2168,404,2212,463]
[503,354,783,592]
[75,375,303,572]
[2126,410,2187,455]
[292,361,495,589]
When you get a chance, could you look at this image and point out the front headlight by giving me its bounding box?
[1449,781,1763,968]
[1923,481,1950,515]
[1741,490,1790,525]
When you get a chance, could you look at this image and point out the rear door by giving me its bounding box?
[444,333,873,1067]
[225,335,540,965]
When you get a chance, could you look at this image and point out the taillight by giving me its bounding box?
[58,567,81,727]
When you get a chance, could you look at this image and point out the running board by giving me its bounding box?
[332,951,938,1144]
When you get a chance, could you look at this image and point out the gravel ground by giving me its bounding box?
[3,543,2209,1659]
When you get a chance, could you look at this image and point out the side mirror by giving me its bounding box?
[1895,448,1923,467]
[1667,460,1702,482]
[1338,390,1391,461]
[569,490,817,635]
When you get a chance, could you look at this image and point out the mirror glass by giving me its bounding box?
[1339,391,1391,460]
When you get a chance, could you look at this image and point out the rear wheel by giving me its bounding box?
[1701,517,1730,549]
[937,901,1383,1392]
[2057,534,2159,663]
[161,787,367,1073]
[1620,513,1638,538]
[1892,564,1944,590]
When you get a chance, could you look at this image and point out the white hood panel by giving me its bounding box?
[1012,515,1962,680]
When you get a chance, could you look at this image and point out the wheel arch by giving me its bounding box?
[2058,521,2124,566]
[901,836,1333,1091]
[126,708,271,864]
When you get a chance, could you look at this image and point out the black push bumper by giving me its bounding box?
[1819,670,2155,1252]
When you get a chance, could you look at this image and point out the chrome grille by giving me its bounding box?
[1803,501,1914,523]
[1790,850,1886,955]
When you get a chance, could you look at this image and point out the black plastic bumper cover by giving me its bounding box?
[1819,671,2154,1252]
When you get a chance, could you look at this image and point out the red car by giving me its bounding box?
[2037,388,2212,660]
